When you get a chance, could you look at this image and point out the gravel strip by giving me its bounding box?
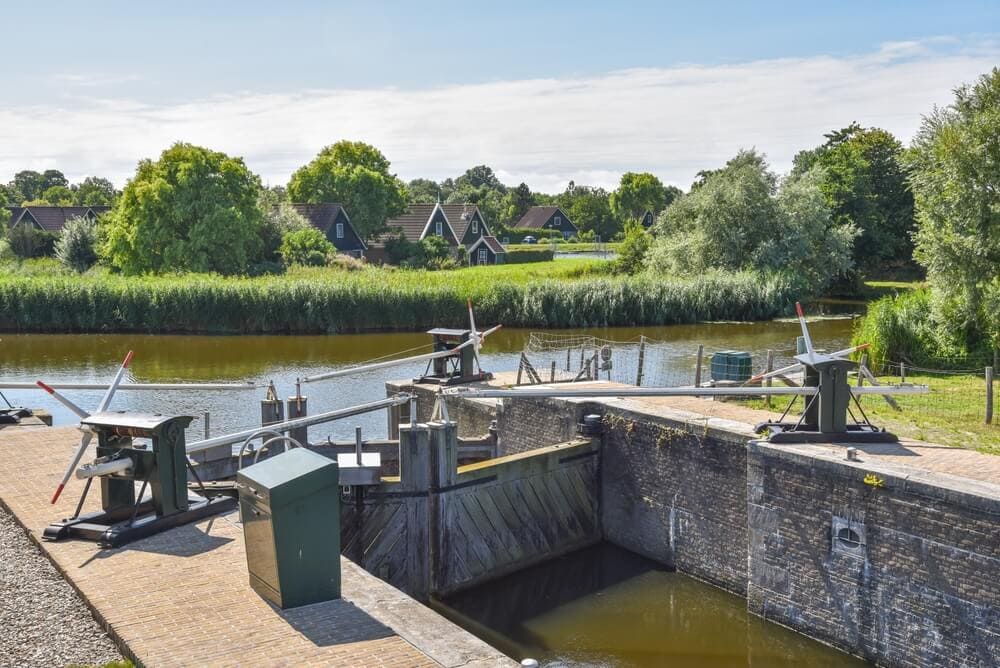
[0,506,122,667]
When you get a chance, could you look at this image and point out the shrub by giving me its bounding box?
[261,202,311,261]
[7,225,57,258]
[327,254,365,271]
[55,216,99,273]
[613,221,650,275]
[278,228,334,267]
[506,248,555,264]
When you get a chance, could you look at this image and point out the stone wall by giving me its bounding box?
[748,442,1000,667]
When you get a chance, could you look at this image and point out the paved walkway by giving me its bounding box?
[0,426,511,668]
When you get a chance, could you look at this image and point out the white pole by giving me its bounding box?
[446,386,818,399]
[5,381,257,391]
[302,340,475,384]
[186,395,412,454]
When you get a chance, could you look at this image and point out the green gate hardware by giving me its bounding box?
[44,412,236,548]
[237,447,341,609]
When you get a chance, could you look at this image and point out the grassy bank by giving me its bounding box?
[0,260,798,334]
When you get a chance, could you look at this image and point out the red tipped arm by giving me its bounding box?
[37,380,55,394]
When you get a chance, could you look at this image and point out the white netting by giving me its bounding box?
[520,332,807,387]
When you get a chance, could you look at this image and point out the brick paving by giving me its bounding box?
[0,426,510,668]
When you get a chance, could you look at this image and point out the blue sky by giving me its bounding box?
[2,1,998,191]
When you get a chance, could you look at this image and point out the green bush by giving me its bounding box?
[55,216,99,273]
[852,288,995,369]
[7,225,57,258]
[278,228,334,267]
[506,248,555,264]
[613,221,650,275]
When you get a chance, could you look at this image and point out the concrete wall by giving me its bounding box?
[748,442,1000,667]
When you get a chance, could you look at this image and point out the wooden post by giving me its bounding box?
[566,348,571,372]
[694,344,704,389]
[636,337,646,387]
[550,361,556,383]
[765,350,774,408]
[857,353,867,387]
[203,411,210,439]
[986,366,994,425]
[900,362,906,384]
[580,346,585,372]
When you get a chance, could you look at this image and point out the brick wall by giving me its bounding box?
[599,406,749,594]
[748,443,1000,667]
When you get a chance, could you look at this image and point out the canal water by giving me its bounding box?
[432,542,868,667]
[0,317,857,442]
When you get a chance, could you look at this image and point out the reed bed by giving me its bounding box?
[0,263,798,334]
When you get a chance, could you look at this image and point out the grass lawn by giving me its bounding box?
[856,372,999,455]
[748,371,998,455]
[505,242,622,253]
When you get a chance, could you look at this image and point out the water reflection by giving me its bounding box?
[0,318,856,442]
[432,543,867,667]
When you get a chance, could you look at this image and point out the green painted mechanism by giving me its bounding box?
[93,413,191,518]
[237,447,341,609]
[43,412,236,547]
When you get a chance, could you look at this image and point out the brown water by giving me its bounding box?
[432,542,868,667]
[0,318,857,441]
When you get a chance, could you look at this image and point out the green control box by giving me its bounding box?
[710,350,753,382]
[237,448,341,609]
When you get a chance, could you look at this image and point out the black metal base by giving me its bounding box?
[414,371,494,386]
[756,422,899,444]
[43,495,236,548]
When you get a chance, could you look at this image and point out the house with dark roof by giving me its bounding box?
[6,206,111,234]
[640,209,655,229]
[514,206,578,239]
[368,202,459,263]
[467,234,506,265]
[440,204,487,248]
[368,202,507,265]
[288,203,367,258]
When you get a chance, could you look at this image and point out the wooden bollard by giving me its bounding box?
[987,366,994,425]
[636,337,646,387]
[765,350,774,408]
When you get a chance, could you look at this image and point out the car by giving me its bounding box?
[522,235,537,244]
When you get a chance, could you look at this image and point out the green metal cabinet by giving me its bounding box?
[237,447,341,609]
[711,350,752,382]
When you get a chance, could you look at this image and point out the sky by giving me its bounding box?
[1,1,998,193]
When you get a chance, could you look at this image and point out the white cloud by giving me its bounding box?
[2,38,997,193]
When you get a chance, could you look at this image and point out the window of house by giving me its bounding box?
[478,248,488,264]
[436,221,443,236]
[336,223,344,239]
[554,216,562,227]
[472,220,478,234]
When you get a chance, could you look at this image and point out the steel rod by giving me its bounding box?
[186,394,412,454]
[445,386,819,399]
[4,382,256,391]
[850,385,929,395]
[302,339,474,383]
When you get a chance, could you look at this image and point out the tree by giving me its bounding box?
[55,215,99,272]
[101,142,263,275]
[501,182,535,226]
[9,170,44,202]
[454,165,505,192]
[74,176,118,206]
[904,68,1000,352]
[40,185,75,205]
[287,141,407,240]
[613,220,652,274]
[609,172,672,222]
[406,178,441,204]
[564,186,619,239]
[260,199,312,261]
[647,150,856,293]
[794,124,914,272]
[278,228,334,266]
[40,169,68,191]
